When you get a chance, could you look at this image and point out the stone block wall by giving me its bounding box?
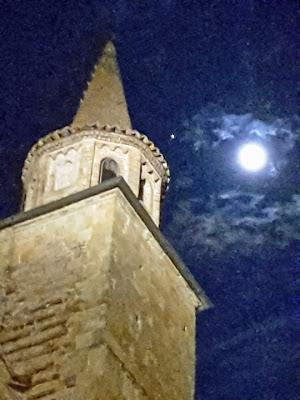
[0,188,199,399]
[106,192,199,399]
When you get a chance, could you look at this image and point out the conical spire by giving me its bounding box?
[72,41,132,129]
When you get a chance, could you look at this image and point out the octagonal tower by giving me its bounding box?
[21,42,169,225]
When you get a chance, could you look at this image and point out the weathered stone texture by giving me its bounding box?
[72,41,132,130]
[22,129,167,226]
[106,191,199,399]
[0,188,199,399]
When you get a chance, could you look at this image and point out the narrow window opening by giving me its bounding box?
[138,179,146,201]
[21,191,26,210]
[99,158,118,183]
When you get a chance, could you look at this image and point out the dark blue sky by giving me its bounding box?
[0,1,299,399]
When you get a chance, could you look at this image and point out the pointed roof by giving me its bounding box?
[72,41,132,129]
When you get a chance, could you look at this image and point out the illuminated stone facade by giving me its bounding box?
[0,40,210,399]
[22,124,169,226]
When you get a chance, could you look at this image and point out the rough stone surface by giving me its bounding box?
[72,41,132,130]
[0,188,201,399]
[22,128,165,226]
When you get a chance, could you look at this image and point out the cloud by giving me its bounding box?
[166,109,300,261]
[180,109,298,176]
[167,191,300,261]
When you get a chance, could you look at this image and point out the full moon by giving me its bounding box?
[238,143,268,172]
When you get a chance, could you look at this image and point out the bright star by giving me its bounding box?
[238,142,268,172]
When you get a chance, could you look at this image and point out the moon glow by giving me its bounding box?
[238,143,268,172]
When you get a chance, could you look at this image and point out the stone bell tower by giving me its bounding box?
[0,40,210,400]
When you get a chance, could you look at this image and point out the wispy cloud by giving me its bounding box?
[180,109,298,176]
[166,109,300,261]
[168,192,300,260]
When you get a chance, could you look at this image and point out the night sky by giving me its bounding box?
[0,1,299,399]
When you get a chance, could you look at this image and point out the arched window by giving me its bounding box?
[99,158,119,183]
